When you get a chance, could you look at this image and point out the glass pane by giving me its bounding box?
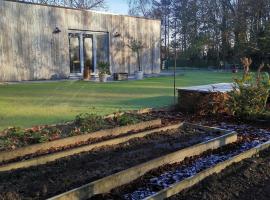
[83,35,94,73]
[69,34,81,73]
[96,33,109,64]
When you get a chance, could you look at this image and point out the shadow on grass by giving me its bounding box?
[117,96,174,109]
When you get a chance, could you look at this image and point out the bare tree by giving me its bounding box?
[64,0,106,9]
[127,0,153,16]
[18,0,106,9]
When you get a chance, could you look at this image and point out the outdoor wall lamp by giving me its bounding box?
[53,27,61,34]
[113,32,121,37]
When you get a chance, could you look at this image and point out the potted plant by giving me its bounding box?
[83,59,91,80]
[97,61,110,82]
[83,67,90,80]
[128,39,144,80]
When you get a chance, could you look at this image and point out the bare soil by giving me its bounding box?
[168,147,270,200]
[88,111,270,200]
[147,109,269,129]
[0,113,154,151]
[0,125,221,200]
[0,124,162,165]
[90,134,264,200]
[0,110,269,200]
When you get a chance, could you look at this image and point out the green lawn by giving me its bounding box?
[0,71,237,131]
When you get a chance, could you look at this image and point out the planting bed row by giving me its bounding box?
[0,112,156,151]
[51,130,236,200]
[168,146,270,200]
[0,109,183,165]
[85,119,270,200]
[0,120,164,170]
[1,110,268,200]
[0,124,224,200]
[96,135,264,200]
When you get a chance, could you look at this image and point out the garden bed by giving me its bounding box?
[0,123,178,172]
[99,135,268,200]
[140,110,269,135]
[52,131,236,200]
[0,109,269,200]
[0,124,225,200]
[168,145,270,200]
[0,119,162,164]
[0,112,156,151]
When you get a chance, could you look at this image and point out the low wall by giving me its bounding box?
[177,83,233,114]
[178,90,229,114]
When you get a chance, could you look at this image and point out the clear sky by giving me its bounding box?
[106,0,129,14]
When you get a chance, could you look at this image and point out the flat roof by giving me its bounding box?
[177,83,234,93]
[4,0,161,22]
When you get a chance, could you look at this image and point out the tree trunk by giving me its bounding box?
[137,51,141,71]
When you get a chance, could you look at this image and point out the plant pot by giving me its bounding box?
[232,69,238,73]
[135,71,144,80]
[99,74,107,82]
[83,67,91,80]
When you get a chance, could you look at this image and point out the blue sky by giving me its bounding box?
[106,0,129,14]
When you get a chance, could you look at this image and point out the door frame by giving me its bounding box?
[68,33,82,75]
[68,29,110,76]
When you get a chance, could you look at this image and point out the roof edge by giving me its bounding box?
[4,0,161,22]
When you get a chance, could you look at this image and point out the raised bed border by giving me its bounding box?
[0,119,162,163]
[48,125,237,200]
[0,123,180,172]
[0,105,175,162]
[145,141,270,200]
[104,106,175,119]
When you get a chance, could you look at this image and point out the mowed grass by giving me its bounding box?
[0,71,236,130]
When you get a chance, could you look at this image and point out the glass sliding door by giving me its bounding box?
[69,33,81,74]
[96,33,109,64]
[83,34,94,73]
[69,31,109,76]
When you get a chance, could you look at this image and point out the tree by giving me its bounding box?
[127,0,153,16]
[128,0,172,65]
[127,39,144,71]
[19,0,106,9]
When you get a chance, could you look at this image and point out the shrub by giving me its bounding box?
[74,113,109,133]
[0,138,12,151]
[228,58,270,119]
[4,127,27,148]
[115,113,141,126]
[26,131,50,144]
[6,127,25,139]
[0,125,62,150]
[97,62,110,75]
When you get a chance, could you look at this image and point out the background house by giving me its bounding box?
[0,0,161,81]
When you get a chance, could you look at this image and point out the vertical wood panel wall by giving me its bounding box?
[0,1,161,81]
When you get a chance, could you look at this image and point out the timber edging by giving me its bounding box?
[48,124,237,200]
[0,121,178,172]
[0,119,162,163]
[145,141,270,200]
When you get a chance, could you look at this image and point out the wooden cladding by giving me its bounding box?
[0,1,161,81]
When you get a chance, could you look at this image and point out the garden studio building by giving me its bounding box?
[0,0,161,81]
